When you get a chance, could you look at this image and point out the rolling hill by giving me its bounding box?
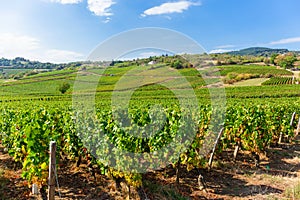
[227,47,290,57]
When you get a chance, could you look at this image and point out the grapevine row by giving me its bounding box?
[262,77,294,85]
[0,101,297,189]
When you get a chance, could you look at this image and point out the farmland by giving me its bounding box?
[0,60,300,199]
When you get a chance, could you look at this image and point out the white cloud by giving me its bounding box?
[209,49,233,54]
[50,0,83,4]
[215,44,235,49]
[103,17,111,23]
[119,50,171,61]
[45,49,84,63]
[0,33,40,57]
[139,51,163,58]
[0,33,84,63]
[141,1,201,17]
[87,0,116,16]
[49,0,115,21]
[269,37,300,45]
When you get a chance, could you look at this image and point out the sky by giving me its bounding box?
[0,0,300,63]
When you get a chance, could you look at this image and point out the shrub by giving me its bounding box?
[223,73,259,84]
[58,82,71,94]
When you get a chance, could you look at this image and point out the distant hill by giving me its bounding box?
[227,47,289,57]
[0,57,82,70]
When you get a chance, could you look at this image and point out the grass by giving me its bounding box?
[0,65,299,100]
[228,78,269,86]
[1,68,32,76]
[0,68,76,96]
[1,64,300,200]
[260,174,284,184]
[0,168,6,199]
[262,77,294,85]
[216,65,293,76]
[0,79,73,95]
[21,69,76,79]
[143,180,189,200]
[96,65,134,76]
[0,168,4,181]
[284,182,300,199]
[225,85,300,99]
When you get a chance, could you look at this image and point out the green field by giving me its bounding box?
[216,64,293,76]
[1,68,32,76]
[228,78,269,86]
[0,62,299,199]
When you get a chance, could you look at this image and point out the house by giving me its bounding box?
[148,61,156,65]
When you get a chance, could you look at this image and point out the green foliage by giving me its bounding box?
[0,98,298,188]
[0,57,56,69]
[143,180,189,200]
[217,65,293,77]
[284,182,300,199]
[211,54,266,65]
[58,82,71,94]
[227,47,289,57]
[0,107,69,186]
[225,85,300,99]
[171,60,183,69]
[0,69,34,79]
[270,53,278,65]
[0,61,300,191]
[221,104,294,152]
[223,72,259,84]
[275,53,297,69]
[217,64,293,84]
[262,77,294,85]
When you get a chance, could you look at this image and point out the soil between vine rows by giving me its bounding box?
[0,138,299,200]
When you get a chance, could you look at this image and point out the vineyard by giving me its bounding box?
[262,77,294,85]
[216,65,294,77]
[0,64,300,199]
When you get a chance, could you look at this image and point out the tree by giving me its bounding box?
[270,53,278,65]
[58,82,71,94]
[274,53,297,69]
[171,60,183,69]
[263,57,270,65]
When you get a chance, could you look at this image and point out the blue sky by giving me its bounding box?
[0,0,300,63]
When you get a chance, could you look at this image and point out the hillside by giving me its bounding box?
[0,57,82,70]
[0,63,300,200]
[227,47,289,57]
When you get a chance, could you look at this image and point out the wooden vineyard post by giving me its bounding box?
[278,132,283,144]
[290,112,296,127]
[208,128,224,170]
[233,140,241,161]
[48,141,56,200]
[175,157,181,185]
[292,76,295,84]
[297,118,300,137]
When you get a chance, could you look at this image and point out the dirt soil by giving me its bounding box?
[0,137,300,200]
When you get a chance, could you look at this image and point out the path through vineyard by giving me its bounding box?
[0,136,299,200]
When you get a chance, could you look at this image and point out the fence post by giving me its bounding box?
[290,112,296,127]
[208,128,224,170]
[48,141,56,200]
[278,132,283,144]
[297,118,300,136]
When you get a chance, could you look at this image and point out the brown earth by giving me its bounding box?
[0,137,300,200]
